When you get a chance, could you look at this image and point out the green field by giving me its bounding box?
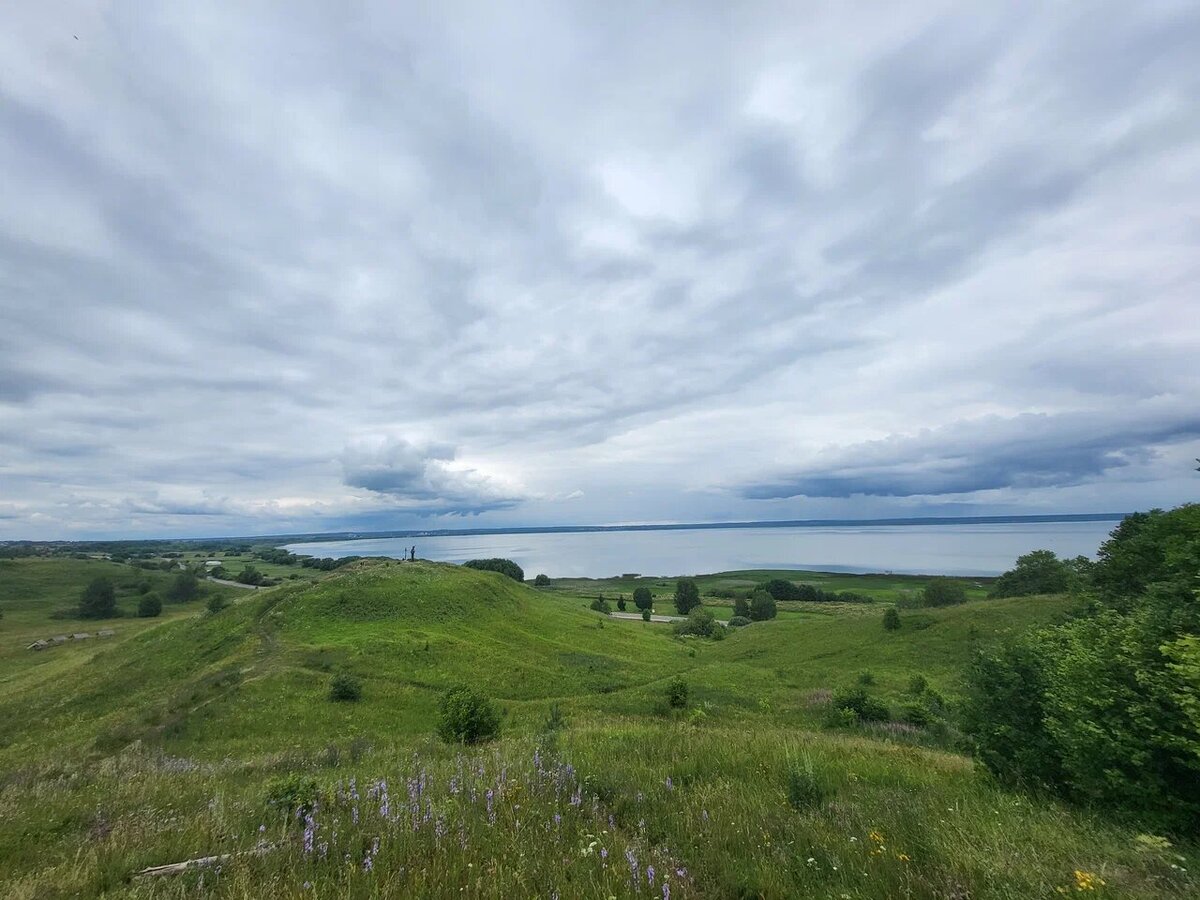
[0,557,1192,898]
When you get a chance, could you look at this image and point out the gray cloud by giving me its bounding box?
[0,2,1198,538]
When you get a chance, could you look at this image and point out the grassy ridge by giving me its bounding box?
[0,558,1193,898]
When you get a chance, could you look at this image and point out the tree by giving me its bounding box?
[462,558,525,582]
[882,607,901,630]
[633,586,653,612]
[749,590,777,621]
[137,593,163,618]
[666,676,689,709]
[733,595,751,618]
[763,579,802,601]
[922,577,967,607]
[533,573,550,587]
[166,570,201,602]
[589,597,612,614]
[616,596,627,612]
[329,674,363,702]
[437,685,501,744]
[206,595,229,614]
[675,605,717,637]
[674,578,701,615]
[79,578,116,619]
[989,550,1075,598]
[641,608,651,621]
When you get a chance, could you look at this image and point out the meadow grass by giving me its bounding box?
[0,557,1192,898]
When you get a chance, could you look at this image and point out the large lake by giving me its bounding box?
[283,519,1119,578]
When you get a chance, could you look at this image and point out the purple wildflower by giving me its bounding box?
[626,848,639,887]
[302,814,315,854]
[648,864,656,888]
[662,882,670,900]
[665,776,673,790]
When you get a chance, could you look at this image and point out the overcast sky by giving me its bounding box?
[2,2,1198,540]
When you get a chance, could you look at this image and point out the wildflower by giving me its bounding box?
[303,882,312,890]
[1073,870,1105,891]
[662,882,670,900]
[665,776,673,790]
[896,853,910,862]
[701,809,709,823]
[647,864,656,887]
[626,848,639,887]
[258,824,266,833]
[806,857,817,867]
[869,830,885,844]
[303,814,315,854]
[601,848,609,864]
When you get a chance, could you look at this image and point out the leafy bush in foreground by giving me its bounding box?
[922,577,967,607]
[988,549,1081,598]
[675,605,717,637]
[749,590,777,621]
[666,676,689,709]
[265,773,319,818]
[832,687,889,723]
[438,685,501,745]
[329,673,363,702]
[786,764,828,810]
[137,593,162,618]
[462,558,525,583]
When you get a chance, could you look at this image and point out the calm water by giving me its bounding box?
[284,520,1118,578]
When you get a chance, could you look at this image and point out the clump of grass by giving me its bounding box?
[328,673,363,702]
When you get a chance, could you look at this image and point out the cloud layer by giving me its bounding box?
[0,2,1197,538]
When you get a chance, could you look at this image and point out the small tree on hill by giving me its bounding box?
[641,608,652,621]
[617,596,627,612]
[533,573,550,587]
[675,605,717,637]
[733,595,751,618]
[166,570,201,602]
[463,558,525,582]
[988,550,1074,598]
[674,578,701,615]
[883,607,901,630]
[749,590,777,621]
[137,593,163,618]
[922,578,967,607]
[763,579,802,601]
[633,586,653,612]
[438,685,500,745]
[79,577,116,619]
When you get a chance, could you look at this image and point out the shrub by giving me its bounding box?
[641,608,651,621]
[666,676,689,709]
[907,674,928,695]
[137,594,163,618]
[437,685,501,745]
[749,590,777,621]
[78,578,116,619]
[732,595,751,618]
[763,579,802,601]
[462,558,524,582]
[832,687,889,722]
[166,570,201,602]
[265,773,318,818]
[785,764,827,811]
[883,608,901,630]
[857,671,875,685]
[633,586,653,611]
[674,578,701,615]
[729,615,751,627]
[206,595,229,614]
[329,674,363,702]
[899,701,933,727]
[922,577,967,607]
[988,550,1075,599]
[616,597,626,611]
[675,605,717,637]
[533,573,550,587]
[589,597,611,614]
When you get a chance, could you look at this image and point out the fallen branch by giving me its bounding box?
[134,843,276,878]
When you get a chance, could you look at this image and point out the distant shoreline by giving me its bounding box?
[278,512,1127,547]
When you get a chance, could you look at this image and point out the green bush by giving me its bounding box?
[616,597,626,611]
[675,605,717,637]
[907,674,928,695]
[265,773,318,818]
[666,676,689,709]
[206,595,229,614]
[533,573,550,587]
[328,673,362,702]
[674,578,701,615]
[749,590,777,621]
[437,685,501,745]
[988,550,1076,599]
[633,586,653,611]
[899,701,933,727]
[857,671,875,685]
[882,608,901,630]
[166,571,201,602]
[732,595,751,618]
[729,615,751,627]
[589,597,612,614]
[785,764,827,811]
[136,594,162,618]
[462,558,524,582]
[641,608,651,621]
[763,579,803,601]
[832,687,889,723]
[78,578,116,619]
[922,577,967,607]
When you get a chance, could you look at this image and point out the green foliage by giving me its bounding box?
[831,687,889,723]
[673,578,701,615]
[265,773,318,818]
[78,577,116,619]
[237,564,265,586]
[166,570,201,602]
[329,673,363,702]
[136,593,162,618]
[632,586,653,611]
[206,594,230,614]
[641,608,651,621]
[882,607,901,630]
[763,578,802,601]
[1093,505,1200,606]
[732,595,751,618]
[437,685,501,745]
[857,671,875,686]
[674,605,717,637]
[785,763,827,811]
[589,597,611,614]
[922,577,967,607]
[616,596,626,612]
[729,615,751,627]
[533,574,550,587]
[907,674,928,694]
[989,550,1077,598]
[749,590,777,621]
[462,558,525,583]
[666,676,689,709]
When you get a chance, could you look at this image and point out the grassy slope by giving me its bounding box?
[0,559,1193,898]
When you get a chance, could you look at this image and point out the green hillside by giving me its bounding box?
[0,558,1192,898]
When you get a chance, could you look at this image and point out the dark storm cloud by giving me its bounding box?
[742,410,1200,499]
[0,1,1197,538]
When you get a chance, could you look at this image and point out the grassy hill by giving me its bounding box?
[0,558,1192,898]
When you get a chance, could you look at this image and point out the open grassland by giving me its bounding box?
[0,558,1192,898]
